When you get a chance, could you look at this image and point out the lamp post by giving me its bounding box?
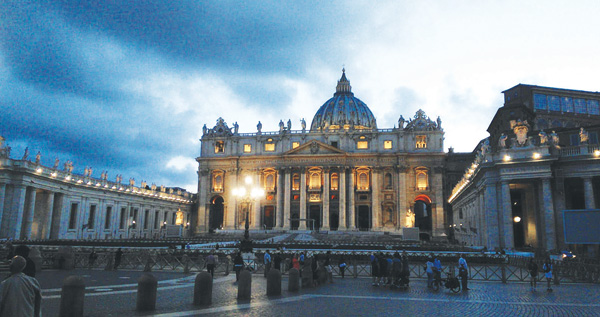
[233,175,264,253]
[161,221,167,239]
[128,220,136,239]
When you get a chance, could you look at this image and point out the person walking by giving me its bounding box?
[458,255,469,291]
[113,248,123,270]
[378,253,388,286]
[14,245,36,278]
[425,256,434,289]
[88,248,98,269]
[370,252,379,286]
[273,252,282,271]
[433,255,442,284]
[543,258,553,292]
[233,252,244,282]
[263,250,272,277]
[527,258,539,291]
[0,255,42,317]
[205,251,217,277]
[324,251,333,283]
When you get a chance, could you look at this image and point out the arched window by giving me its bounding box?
[415,167,428,190]
[416,135,427,149]
[308,168,322,190]
[292,174,300,191]
[330,173,339,191]
[384,173,392,189]
[265,173,275,192]
[356,168,370,191]
[212,171,224,192]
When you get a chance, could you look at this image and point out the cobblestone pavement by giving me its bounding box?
[33,269,600,316]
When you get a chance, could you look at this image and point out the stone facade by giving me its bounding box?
[0,146,193,240]
[449,84,600,254]
[196,71,447,238]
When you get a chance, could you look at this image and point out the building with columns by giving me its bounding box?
[196,70,447,238]
[0,138,193,240]
[449,84,600,255]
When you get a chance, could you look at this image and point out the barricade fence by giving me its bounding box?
[8,248,595,284]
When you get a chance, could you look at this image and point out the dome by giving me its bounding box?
[310,69,377,131]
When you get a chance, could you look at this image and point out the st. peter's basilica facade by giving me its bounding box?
[195,70,446,238]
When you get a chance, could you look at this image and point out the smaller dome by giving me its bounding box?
[310,69,377,131]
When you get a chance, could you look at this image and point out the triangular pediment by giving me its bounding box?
[284,140,346,156]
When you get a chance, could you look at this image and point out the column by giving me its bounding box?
[432,171,445,236]
[397,169,407,230]
[252,172,261,229]
[541,178,556,250]
[10,185,26,239]
[348,168,355,229]
[23,187,37,239]
[225,172,237,229]
[196,170,209,233]
[371,169,380,229]
[322,169,330,230]
[283,169,291,230]
[276,169,284,228]
[500,181,514,249]
[0,183,5,236]
[583,177,596,209]
[299,168,307,230]
[338,168,347,230]
[483,182,500,249]
[43,192,55,239]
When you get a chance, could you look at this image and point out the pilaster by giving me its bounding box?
[541,178,556,250]
[371,169,380,229]
[299,168,307,230]
[283,169,291,230]
[583,177,595,209]
[339,168,347,230]
[43,192,55,239]
[10,185,27,240]
[500,181,514,249]
[348,168,355,229]
[0,183,5,236]
[322,169,330,230]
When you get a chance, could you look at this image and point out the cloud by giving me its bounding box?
[166,156,197,172]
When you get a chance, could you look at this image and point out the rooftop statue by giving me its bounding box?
[54,158,60,169]
[22,147,29,161]
[287,119,291,131]
[498,133,508,149]
[539,130,548,145]
[257,121,262,133]
[35,152,41,164]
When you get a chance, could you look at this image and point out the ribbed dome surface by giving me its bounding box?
[310,70,377,131]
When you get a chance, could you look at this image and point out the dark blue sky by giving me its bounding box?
[2,1,599,191]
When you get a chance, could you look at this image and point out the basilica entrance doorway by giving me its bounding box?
[209,196,224,230]
[263,206,275,229]
[309,205,321,230]
[414,195,432,239]
[357,205,370,231]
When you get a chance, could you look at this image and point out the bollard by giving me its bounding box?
[237,270,252,300]
[183,254,190,274]
[193,272,213,306]
[288,268,300,292]
[501,263,507,284]
[267,269,282,296]
[59,275,85,317]
[136,273,158,312]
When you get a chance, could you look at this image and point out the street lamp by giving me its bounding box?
[128,220,136,239]
[233,175,264,253]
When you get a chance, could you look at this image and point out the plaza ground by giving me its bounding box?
[31,268,600,316]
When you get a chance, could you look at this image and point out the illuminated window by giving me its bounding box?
[264,170,276,192]
[416,135,427,149]
[384,140,392,149]
[357,136,368,149]
[415,167,428,190]
[356,168,370,191]
[265,138,275,152]
[212,171,224,192]
[244,144,252,153]
[308,168,321,190]
[292,142,300,149]
[292,174,300,191]
[330,173,339,190]
[215,141,224,153]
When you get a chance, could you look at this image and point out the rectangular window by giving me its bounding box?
[533,94,547,110]
[120,207,127,229]
[163,213,168,225]
[357,141,368,149]
[416,135,427,149]
[575,98,587,114]
[172,213,176,224]
[548,95,561,111]
[265,143,275,151]
[104,206,112,230]
[384,140,392,149]
[215,141,224,153]
[330,141,338,148]
[292,142,300,149]
[570,134,580,146]
[244,144,252,153]
[69,203,78,229]
[587,100,600,115]
[590,132,598,145]
[561,97,574,113]
[88,205,96,229]
[144,209,150,229]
